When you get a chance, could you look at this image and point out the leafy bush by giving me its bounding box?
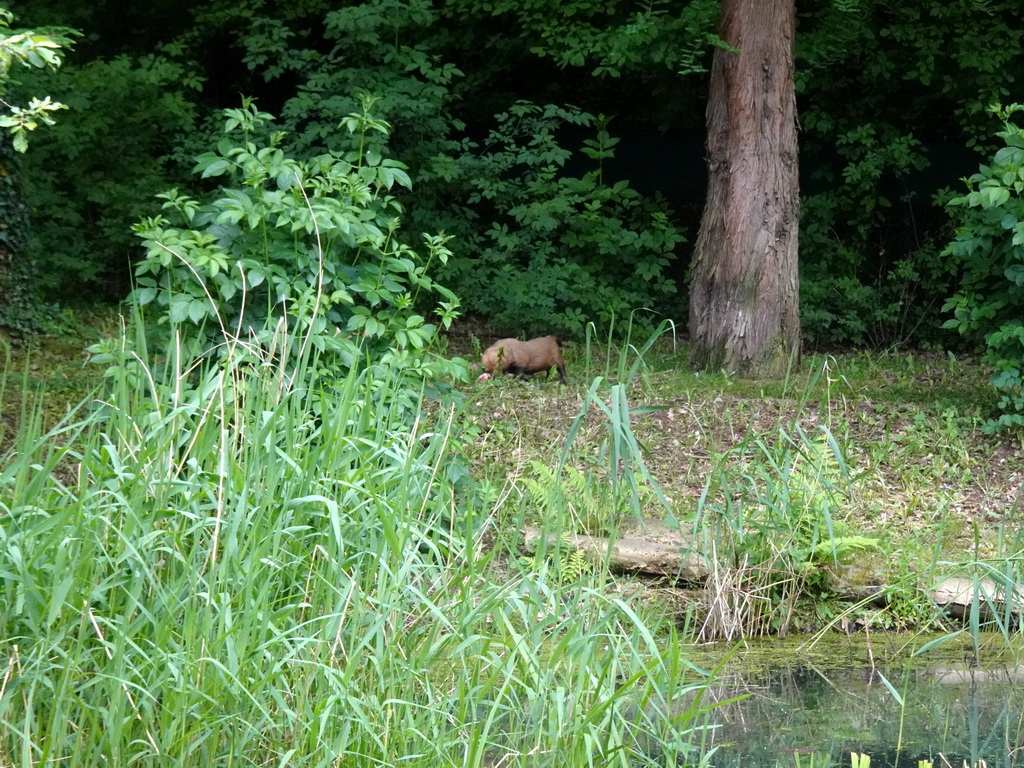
[269,2,686,338]
[15,53,201,299]
[943,104,1024,432]
[13,0,690,335]
[443,0,719,78]
[798,125,953,347]
[0,7,70,152]
[422,103,685,337]
[129,98,465,393]
[0,134,35,333]
[794,0,1024,347]
[278,0,461,166]
[0,7,72,331]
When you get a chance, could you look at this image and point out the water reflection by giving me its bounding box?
[701,655,1024,767]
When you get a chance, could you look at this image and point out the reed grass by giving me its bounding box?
[0,315,715,767]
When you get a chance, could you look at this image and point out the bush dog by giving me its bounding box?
[480,335,567,383]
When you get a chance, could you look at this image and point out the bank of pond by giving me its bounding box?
[688,633,1024,767]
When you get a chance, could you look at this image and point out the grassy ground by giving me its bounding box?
[454,332,1024,635]
[0,309,114,452]
[5,317,1023,637]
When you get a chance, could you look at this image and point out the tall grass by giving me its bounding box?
[684,356,1024,645]
[689,361,881,640]
[580,314,678,387]
[0,317,714,766]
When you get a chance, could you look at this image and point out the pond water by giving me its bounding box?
[692,634,1024,767]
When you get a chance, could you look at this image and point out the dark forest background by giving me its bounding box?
[6,0,1024,348]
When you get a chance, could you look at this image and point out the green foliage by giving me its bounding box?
[696,425,878,638]
[425,102,685,337]
[942,104,1024,432]
[0,6,75,332]
[129,98,465,392]
[278,0,462,163]
[268,2,687,337]
[0,7,71,151]
[524,530,593,585]
[444,0,719,77]
[752,429,879,578]
[163,0,685,338]
[522,459,639,536]
[798,123,950,346]
[15,53,200,298]
[17,0,1024,351]
[0,303,714,766]
[0,132,34,332]
[795,0,1024,347]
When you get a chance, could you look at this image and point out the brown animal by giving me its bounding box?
[480,335,567,383]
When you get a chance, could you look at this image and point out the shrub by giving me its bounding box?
[0,7,72,331]
[798,125,950,347]
[272,2,687,338]
[0,7,70,152]
[943,104,1024,432]
[421,103,685,338]
[129,97,466,396]
[16,53,201,299]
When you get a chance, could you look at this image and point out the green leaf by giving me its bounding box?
[188,299,209,324]
[168,296,190,323]
[1005,264,1024,286]
[133,286,157,305]
[981,186,1011,208]
[200,159,232,178]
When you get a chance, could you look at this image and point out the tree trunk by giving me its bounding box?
[689,0,800,378]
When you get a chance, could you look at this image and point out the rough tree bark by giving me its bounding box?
[689,0,800,378]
